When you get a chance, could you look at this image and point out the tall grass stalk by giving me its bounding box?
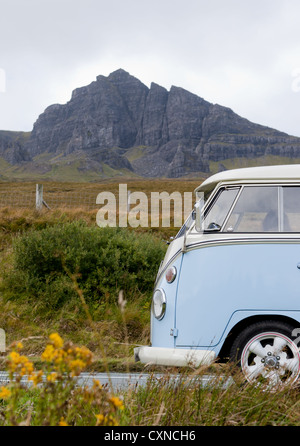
[121,365,300,426]
[63,266,116,393]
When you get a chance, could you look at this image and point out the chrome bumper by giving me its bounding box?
[134,346,216,367]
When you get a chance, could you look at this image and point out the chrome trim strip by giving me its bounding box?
[185,236,300,251]
[155,234,300,284]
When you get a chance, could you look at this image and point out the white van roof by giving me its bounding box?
[195,164,300,194]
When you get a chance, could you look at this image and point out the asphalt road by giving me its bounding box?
[0,371,232,391]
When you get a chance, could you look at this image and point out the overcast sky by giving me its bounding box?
[0,0,300,137]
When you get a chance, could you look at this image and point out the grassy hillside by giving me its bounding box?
[209,155,300,174]
[0,147,300,181]
[0,130,31,144]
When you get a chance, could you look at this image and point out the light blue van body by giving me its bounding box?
[134,165,300,378]
[152,241,300,354]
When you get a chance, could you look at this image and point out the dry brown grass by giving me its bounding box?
[0,178,203,206]
[0,178,204,239]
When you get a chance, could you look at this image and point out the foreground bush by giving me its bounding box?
[3,221,166,311]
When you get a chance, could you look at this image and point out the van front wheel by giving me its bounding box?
[229,321,300,388]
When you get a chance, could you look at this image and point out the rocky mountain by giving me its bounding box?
[0,131,30,165]
[2,69,300,179]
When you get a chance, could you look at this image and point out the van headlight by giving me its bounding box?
[165,266,177,283]
[152,288,166,320]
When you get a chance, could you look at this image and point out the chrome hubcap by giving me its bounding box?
[241,332,300,388]
[261,352,280,369]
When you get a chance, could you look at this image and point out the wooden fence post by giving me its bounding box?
[36,184,43,210]
[127,190,131,213]
[0,328,5,352]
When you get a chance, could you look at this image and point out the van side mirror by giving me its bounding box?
[194,201,202,232]
[166,237,174,245]
[194,191,205,233]
[205,222,221,232]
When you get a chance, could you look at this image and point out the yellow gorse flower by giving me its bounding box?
[69,359,86,377]
[41,344,58,362]
[58,417,68,426]
[92,379,102,389]
[109,396,124,410]
[95,414,118,426]
[8,351,34,377]
[49,333,63,349]
[41,334,93,377]
[47,372,58,383]
[28,370,43,387]
[3,333,125,427]
[0,386,11,399]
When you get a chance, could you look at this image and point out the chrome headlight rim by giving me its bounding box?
[152,288,167,321]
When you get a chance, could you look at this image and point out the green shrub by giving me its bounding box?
[4,221,166,311]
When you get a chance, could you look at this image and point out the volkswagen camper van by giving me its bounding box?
[134,165,300,386]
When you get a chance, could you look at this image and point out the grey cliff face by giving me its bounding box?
[0,131,30,165]
[13,68,300,177]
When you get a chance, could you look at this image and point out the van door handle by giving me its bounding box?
[297,263,300,269]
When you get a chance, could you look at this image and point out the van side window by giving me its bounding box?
[283,187,300,232]
[204,188,239,231]
[225,186,278,232]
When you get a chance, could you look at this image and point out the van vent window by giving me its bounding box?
[204,188,240,231]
